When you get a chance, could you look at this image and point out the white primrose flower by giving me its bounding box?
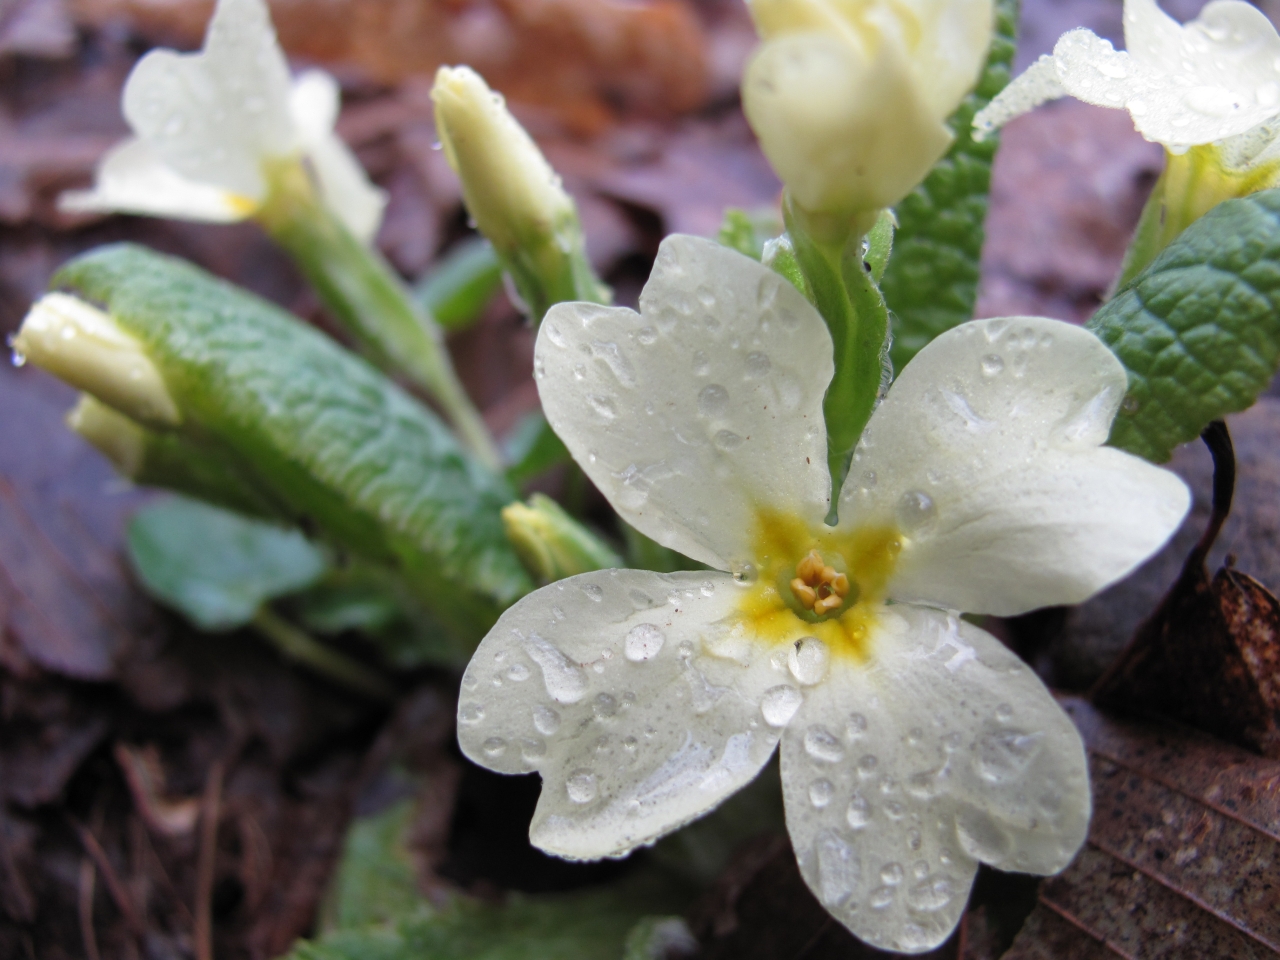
[60,0,385,242]
[457,235,1190,952]
[974,0,1280,162]
[742,0,994,222]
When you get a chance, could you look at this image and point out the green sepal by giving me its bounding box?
[717,207,784,262]
[502,213,611,325]
[55,244,532,651]
[761,233,809,298]
[784,202,891,499]
[1088,189,1280,463]
[882,0,1019,373]
[127,496,328,631]
[864,210,895,284]
[413,237,503,332]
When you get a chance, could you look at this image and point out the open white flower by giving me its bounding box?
[974,0,1280,159]
[60,0,385,242]
[457,235,1189,952]
[742,0,994,223]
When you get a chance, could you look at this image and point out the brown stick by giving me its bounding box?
[70,817,145,935]
[78,857,101,960]
[195,761,224,960]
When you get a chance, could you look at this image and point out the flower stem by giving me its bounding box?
[259,162,502,470]
[252,605,397,702]
[1115,146,1280,292]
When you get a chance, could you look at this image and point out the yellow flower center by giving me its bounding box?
[734,508,902,662]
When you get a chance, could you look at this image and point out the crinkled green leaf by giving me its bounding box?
[414,237,504,332]
[320,796,423,933]
[883,0,1019,373]
[1088,189,1280,463]
[54,244,531,650]
[716,207,783,262]
[127,496,327,631]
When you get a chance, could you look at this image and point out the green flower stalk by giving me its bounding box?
[431,66,610,322]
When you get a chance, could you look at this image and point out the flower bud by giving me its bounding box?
[14,293,180,427]
[431,66,577,256]
[502,494,622,585]
[66,394,147,476]
[743,0,993,224]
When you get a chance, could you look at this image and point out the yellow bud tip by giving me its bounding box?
[14,293,180,427]
[66,394,146,477]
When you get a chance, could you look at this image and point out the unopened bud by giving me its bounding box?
[66,394,147,477]
[14,293,180,426]
[502,493,622,585]
[431,66,576,256]
[743,0,993,225]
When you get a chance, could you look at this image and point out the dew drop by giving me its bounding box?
[692,350,711,375]
[714,429,744,451]
[623,736,638,753]
[732,561,758,584]
[846,794,871,829]
[885,801,905,820]
[809,779,835,808]
[895,491,937,534]
[976,729,1045,783]
[804,725,846,763]
[524,635,588,704]
[520,738,547,761]
[906,771,939,800]
[745,351,771,378]
[880,863,904,885]
[698,384,730,418]
[533,704,561,735]
[788,637,830,685]
[566,770,598,804]
[696,286,717,308]
[847,714,868,739]
[955,808,1014,861]
[761,684,803,727]
[857,754,879,776]
[506,662,530,682]
[582,584,604,602]
[482,737,507,757]
[459,703,485,724]
[700,580,716,597]
[908,829,922,851]
[637,326,658,346]
[593,693,619,719]
[996,703,1013,722]
[980,354,1005,376]
[625,623,665,662]
[588,394,618,419]
[816,832,859,906]
[907,877,954,913]
[869,886,895,909]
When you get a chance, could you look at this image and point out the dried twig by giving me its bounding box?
[70,817,145,936]
[195,761,225,960]
[78,857,101,960]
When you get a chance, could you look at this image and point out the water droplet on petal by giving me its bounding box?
[698,384,730,418]
[955,808,1014,861]
[566,770,597,803]
[520,738,546,761]
[745,351,771,378]
[815,831,859,906]
[847,794,871,829]
[761,684,803,726]
[506,662,530,682]
[809,779,835,808]
[533,705,561,735]
[880,863,904,885]
[788,637,830,685]
[857,754,879,776]
[895,491,936,534]
[976,729,1045,783]
[625,624,665,662]
[714,429,744,451]
[980,354,1004,376]
[459,703,484,724]
[907,876,954,912]
[593,693,619,718]
[524,635,588,704]
[847,714,868,739]
[692,351,710,375]
[869,886,895,909]
[482,737,507,757]
[804,725,846,763]
[637,326,658,346]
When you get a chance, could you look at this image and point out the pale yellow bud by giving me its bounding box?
[501,494,622,585]
[431,66,576,255]
[743,0,993,221]
[66,394,147,477]
[14,293,180,427]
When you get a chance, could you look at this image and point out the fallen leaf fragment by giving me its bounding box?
[1004,697,1280,959]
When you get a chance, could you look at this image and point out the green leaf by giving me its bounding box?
[127,496,327,631]
[56,244,532,650]
[288,875,691,960]
[1087,189,1280,463]
[503,411,571,487]
[320,796,424,933]
[883,0,1019,373]
[414,237,504,332]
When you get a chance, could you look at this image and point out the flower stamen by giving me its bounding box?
[791,549,850,616]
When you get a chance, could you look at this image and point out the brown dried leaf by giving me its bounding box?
[1004,698,1280,959]
[70,0,710,132]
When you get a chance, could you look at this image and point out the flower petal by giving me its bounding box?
[781,606,1089,953]
[972,54,1066,138]
[289,71,387,243]
[458,569,790,860]
[121,0,295,200]
[536,235,832,571]
[59,138,253,222]
[838,316,1189,616]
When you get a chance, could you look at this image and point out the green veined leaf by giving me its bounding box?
[55,244,531,649]
[127,497,327,631]
[1088,189,1280,463]
[883,0,1019,373]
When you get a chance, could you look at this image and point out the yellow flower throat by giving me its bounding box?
[735,509,902,662]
